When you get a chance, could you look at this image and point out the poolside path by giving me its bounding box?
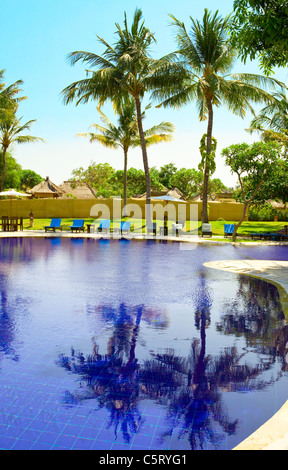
[204,259,288,451]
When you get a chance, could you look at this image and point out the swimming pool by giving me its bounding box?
[0,237,288,450]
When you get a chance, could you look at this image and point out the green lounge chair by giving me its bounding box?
[69,219,85,232]
[44,218,62,232]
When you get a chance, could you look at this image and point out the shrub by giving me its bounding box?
[248,203,276,221]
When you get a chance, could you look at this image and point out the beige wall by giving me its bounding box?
[0,198,246,222]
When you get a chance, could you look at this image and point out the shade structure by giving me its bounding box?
[152,195,187,203]
[0,189,31,217]
[0,189,31,197]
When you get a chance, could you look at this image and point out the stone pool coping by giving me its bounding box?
[204,259,288,451]
[1,229,288,246]
[1,230,288,450]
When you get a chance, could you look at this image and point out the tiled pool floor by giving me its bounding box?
[0,236,288,450]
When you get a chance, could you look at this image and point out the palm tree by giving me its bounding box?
[78,99,174,209]
[61,8,173,223]
[0,70,26,123]
[247,90,288,133]
[0,116,44,190]
[152,9,286,224]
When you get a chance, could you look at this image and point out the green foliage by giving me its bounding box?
[222,139,283,232]
[247,91,288,135]
[71,162,116,198]
[170,168,203,199]
[158,163,177,189]
[199,133,217,175]
[230,0,288,74]
[0,151,22,189]
[248,203,276,221]
[20,169,43,190]
[0,70,25,123]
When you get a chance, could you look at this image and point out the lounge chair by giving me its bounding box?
[224,224,236,237]
[120,221,131,234]
[201,223,212,237]
[44,218,62,232]
[250,232,284,240]
[250,232,268,240]
[263,232,287,241]
[147,222,157,235]
[172,222,184,236]
[97,220,111,233]
[69,219,85,233]
[113,221,131,235]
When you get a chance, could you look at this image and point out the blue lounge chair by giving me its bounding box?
[113,221,132,235]
[120,221,131,234]
[44,218,62,232]
[224,224,236,237]
[250,232,285,240]
[69,219,85,232]
[262,232,287,241]
[97,220,111,233]
[250,232,268,239]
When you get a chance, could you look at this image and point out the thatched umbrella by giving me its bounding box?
[0,189,31,217]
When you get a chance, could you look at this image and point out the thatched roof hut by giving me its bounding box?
[58,181,95,199]
[138,187,186,200]
[28,177,64,198]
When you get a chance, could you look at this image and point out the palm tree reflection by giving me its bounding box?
[57,275,288,449]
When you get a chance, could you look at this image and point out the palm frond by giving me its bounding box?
[15,135,44,144]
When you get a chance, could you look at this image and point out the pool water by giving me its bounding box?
[0,237,288,450]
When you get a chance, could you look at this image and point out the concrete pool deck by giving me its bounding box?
[1,230,288,450]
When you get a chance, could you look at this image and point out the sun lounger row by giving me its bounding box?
[37,219,288,240]
[44,218,131,234]
[250,232,288,241]
[43,219,186,235]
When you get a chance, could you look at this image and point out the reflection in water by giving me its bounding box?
[0,238,288,450]
[57,276,287,449]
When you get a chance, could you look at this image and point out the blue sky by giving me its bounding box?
[1,0,287,187]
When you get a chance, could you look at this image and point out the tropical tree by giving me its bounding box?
[20,169,43,191]
[230,0,288,75]
[0,151,22,190]
[78,99,174,209]
[247,90,288,133]
[62,8,171,223]
[70,162,116,198]
[0,115,44,191]
[158,163,177,189]
[170,167,203,199]
[221,140,281,240]
[152,9,286,224]
[0,70,26,122]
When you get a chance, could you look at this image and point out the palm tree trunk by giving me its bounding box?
[1,146,7,191]
[202,101,213,224]
[123,148,128,217]
[135,96,152,224]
